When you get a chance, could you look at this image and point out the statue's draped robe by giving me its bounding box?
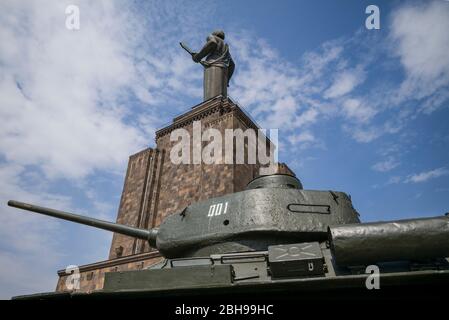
[193,35,235,100]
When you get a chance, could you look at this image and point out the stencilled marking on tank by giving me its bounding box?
[207,201,229,217]
[308,262,314,271]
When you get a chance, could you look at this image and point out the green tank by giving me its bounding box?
[6,174,449,300]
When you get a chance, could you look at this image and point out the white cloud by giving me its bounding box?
[0,1,146,179]
[0,1,210,180]
[288,131,315,145]
[347,126,381,143]
[0,0,214,299]
[263,95,298,128]
[324,68,365,99]
[295,108,319,127]
[230,34,303,116]
[230,35,345,150]
[405,167,449,183]
[301,41,344,80]
[371,157,400,172]
[387,176,402,184]
[0,163,70,298]
[391,1,449,104]
[342,98,377,123]
[325,1,449,144]
[287,130,324,151]
[228,1,449,151]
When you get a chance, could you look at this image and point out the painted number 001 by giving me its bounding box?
[207,202,228,217]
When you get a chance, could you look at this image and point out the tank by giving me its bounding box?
[6,174,449,300]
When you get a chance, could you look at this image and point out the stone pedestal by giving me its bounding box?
[204,66,228,100]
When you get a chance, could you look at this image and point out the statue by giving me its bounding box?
[180,30,235,101]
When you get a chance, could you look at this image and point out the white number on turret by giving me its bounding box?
[207,201,229,217]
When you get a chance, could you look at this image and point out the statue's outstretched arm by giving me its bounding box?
[193,40,217,63]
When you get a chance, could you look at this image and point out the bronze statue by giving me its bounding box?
[181,30,235,101]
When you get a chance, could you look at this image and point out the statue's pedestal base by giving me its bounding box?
[204,66,227,100]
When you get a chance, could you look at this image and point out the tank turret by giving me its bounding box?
[7,174,449,262]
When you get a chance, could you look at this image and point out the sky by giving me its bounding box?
[0,0,448,299]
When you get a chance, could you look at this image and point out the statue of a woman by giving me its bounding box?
[189,30,235,101]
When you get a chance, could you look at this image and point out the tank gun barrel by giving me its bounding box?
[7,200,158,248]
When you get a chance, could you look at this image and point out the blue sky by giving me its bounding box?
[0,0,448,298]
